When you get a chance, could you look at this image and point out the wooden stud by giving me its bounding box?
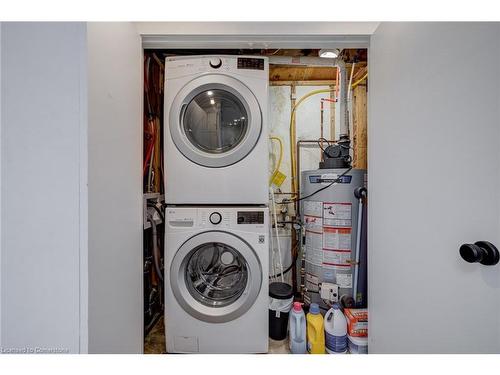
[353,84,368,170]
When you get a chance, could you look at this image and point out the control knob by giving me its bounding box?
[209,58,222,69]
[209,212,222,225]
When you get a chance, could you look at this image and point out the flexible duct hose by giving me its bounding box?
[147,214,163,282]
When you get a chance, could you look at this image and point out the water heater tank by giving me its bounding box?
[300,168,367,309]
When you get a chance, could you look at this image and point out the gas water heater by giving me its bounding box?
[300,137,367,309]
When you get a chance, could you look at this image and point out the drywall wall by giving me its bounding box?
[369,22,500,353]
[87,22,143,354]
[0,22,86,353]
[1,21,143,354]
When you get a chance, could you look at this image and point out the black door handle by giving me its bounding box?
[459,241,499,266]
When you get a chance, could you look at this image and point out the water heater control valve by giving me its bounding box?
[319,282,339,303]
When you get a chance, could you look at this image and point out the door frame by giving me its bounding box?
[139,24,374,350]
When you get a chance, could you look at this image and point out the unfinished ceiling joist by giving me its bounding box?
[269,63,367,82]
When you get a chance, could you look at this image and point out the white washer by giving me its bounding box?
[164,55,269,204]
[164,206,269,353]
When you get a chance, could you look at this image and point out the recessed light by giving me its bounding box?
[207,91,213,96]
[210,99,215,105]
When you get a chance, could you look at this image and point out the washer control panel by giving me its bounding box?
[237,211,265,224]
[237,57,265,70]
[168,207,268,230]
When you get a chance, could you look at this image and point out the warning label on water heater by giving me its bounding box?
[323,227,352,250]
[323,202,352,227]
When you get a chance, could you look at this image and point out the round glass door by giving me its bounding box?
[183,89,248,154]
[170,231,262,323]
[169,75,262,168]
[185,242,248,307]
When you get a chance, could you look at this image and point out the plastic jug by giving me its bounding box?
[306,303,325,354]
[324,304,348,354]
[288,302,307,354]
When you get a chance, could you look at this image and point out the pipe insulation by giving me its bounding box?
[269,56,349,137]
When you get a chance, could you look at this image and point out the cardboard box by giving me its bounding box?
[344,308,368,337]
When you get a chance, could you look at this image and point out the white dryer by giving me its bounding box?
[164,206,269,353]
[164,55,269,204]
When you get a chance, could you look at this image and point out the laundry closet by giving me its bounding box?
[142,46,366,354]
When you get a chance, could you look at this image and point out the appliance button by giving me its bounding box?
[209,58,222,69]
[209,212,222,225]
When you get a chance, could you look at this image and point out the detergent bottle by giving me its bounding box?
[306,303,325,354]
[324,303,348,354]
[288,302,307,354]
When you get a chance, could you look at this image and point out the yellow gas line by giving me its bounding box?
[289,89,334,194]
[351,73,368,89]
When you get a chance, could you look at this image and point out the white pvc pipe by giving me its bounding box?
[353,196,363,303]
[270,187,284,283]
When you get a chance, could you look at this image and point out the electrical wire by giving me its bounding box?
[280,166,353,204]
[298,166,352,202]
[268,263,293,279]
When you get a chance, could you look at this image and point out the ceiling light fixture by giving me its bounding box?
[319,48,341,59]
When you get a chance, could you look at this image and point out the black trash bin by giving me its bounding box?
[268,282,294,341]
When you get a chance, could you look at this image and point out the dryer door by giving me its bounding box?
[170,231,263,323]
[169,74,262,168]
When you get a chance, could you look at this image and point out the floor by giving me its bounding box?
[144,317,290,354]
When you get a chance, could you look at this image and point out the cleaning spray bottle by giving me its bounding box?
[306,303,325,354]
[288,302,307,354]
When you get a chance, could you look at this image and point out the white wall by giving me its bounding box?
[0,21,143,355]
[0,22,87,353]
[87,22,143,354]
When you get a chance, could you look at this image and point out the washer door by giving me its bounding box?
[170,231,263,323]
[169,74,262,168]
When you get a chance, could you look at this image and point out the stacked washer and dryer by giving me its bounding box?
[163,56,270,353]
